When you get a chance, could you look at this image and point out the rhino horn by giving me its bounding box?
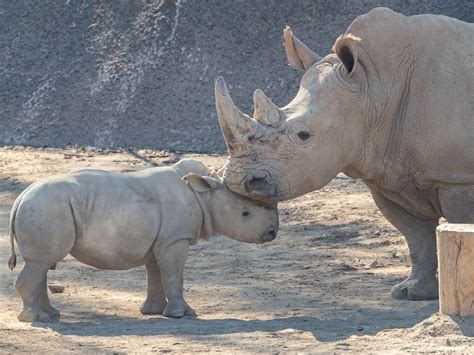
[283,26,321,71]
[215,77,258,151]
[253,89,285,125]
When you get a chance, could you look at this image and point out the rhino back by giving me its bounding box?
[13,175,79,265]
[65,169,163,269]
[14,167,201,269]
[70,167,203,264]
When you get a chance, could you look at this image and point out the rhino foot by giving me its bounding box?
[163,301,197,318]
[184,303,197,317]
[140,299,167,315]
[391,277,438,300]
[46,305,61,318]
[18,307,60,323]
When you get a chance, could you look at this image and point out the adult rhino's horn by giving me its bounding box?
[283,26,321,71]
[215,77,257,151]
[253,89,285,125]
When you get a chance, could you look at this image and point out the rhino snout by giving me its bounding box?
[260,226,278,243]
[244,171,276,197]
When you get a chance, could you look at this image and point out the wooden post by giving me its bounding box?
[437,224,474,317]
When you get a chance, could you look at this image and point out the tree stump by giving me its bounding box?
[437,224,474,317]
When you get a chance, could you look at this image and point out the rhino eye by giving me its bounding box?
[242,211,251,218]
[297,131,311,141]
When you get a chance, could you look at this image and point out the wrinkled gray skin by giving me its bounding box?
[217,7,474,301]
[8,159,278,322]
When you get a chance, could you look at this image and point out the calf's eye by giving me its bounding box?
[242,211,251,218]
[297,131,311,141]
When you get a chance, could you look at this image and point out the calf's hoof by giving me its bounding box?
[163,301,197,318]
[47,305,61,318]
[140,300,166,315]
[184,304,197,317]
[18,308,60,323]
[163,302,186,318]
[391,277,438,300]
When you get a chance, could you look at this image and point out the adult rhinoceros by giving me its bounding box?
[215,7,474,301]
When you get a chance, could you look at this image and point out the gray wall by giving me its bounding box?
[1,0,472,152]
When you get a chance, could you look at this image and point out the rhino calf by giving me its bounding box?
[7,159,278,322]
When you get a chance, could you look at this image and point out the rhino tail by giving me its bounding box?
[8,194,23,271]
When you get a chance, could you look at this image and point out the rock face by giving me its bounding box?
[1,0,472,152]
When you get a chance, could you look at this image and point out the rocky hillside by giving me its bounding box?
[1,0,471,152]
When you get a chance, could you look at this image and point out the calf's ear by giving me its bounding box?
[333,34,360,76]
[210,165,225,179]
[182,173,219,193]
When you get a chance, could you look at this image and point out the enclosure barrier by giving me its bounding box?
[437,224,474,317]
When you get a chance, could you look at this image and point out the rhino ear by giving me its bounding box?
[283,26,320,71]
[334,34,360,76]
[182,173,219,193]
[210,165,225,179]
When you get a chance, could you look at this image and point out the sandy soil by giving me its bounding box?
[1,146,474,353]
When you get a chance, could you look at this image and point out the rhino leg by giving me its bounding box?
[158,239,197,318]
[16,261,60,322]
[140,262,167,315]
[437,185,474,222]
[371,190,438,300]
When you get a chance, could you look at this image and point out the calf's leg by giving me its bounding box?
[16,260,60,322]
[158,239,196,318]
[140,262,167,315]
[13,198,76,321]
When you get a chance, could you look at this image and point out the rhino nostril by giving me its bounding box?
[261,229,277,243]
[245,176,268,192]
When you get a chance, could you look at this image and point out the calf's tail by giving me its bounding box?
[7,195,22,271]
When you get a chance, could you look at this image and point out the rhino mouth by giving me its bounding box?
[226,178,284,205]
[244,176,294,204]
[244,172,276,197]
[232,181,279,204]
[259,228,278,243]
[224,165,292,203]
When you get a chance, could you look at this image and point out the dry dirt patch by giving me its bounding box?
[1,146,474,353]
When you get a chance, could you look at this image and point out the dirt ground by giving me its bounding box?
[1,146,474,353]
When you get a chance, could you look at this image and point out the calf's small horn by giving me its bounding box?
[253,89,285,125]
[215,77,257,151]
[284,26,321,71]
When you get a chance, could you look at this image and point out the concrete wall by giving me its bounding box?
[1,0,472,152]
